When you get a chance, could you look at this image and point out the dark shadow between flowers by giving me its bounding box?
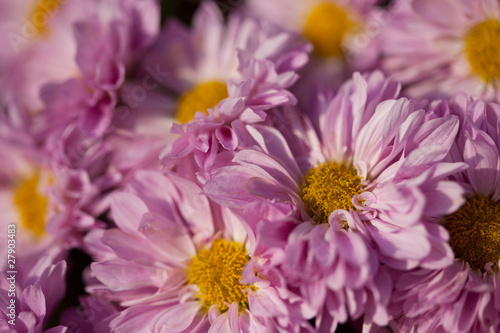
[46,248,93,330]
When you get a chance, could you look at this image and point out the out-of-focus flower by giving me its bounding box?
[382,0,500,102]
[0,0,158,118]
[144,1,310,124]
[0,97,146,295]
[245,0,386,91]
[0,108,78,262]
[35,0,161,139]
[0,0,92,114]
[84,170,314,332]
[155,2,310,179]
[27,0,171,220]
[204,71,467,330]
[389,94,500,333]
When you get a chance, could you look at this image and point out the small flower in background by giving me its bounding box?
[0,105,87,263]
[382,0,500,102]
[152,2,311,179]
[245,0,388,93]
[36,0,162,139]
[0,0,92,115]
[143,1,310,124]
[0,101,112,332]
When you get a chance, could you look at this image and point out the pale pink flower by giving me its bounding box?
[382,0,500,102]
[84,170,314,332]
[204,71,467,330]
[389,94,500,333]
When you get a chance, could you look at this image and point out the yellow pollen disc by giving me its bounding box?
[464,19,500,82]
[176,81,228,124]
[30,0,63,36]
[186,239,252,312]
[12,172,48,237]
[300,161,363,224]
[303,2,355,57]
[444,195,500,272]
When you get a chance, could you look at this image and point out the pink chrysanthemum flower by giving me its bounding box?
[382,0,500,102]
[245,0,386,90]
[0,0,158,119]
[149,2,309,175]
[0,261,67,333]
[25,0,170,223]
[0,0,91,114]
[389,94,500,333]
[144,1,310,125]
[35,0,160,139]
[204,71,467,330]
[206,70,466,270]
[284,217,393,332]
[0,99,140,266]
[0,116,74,261]
[165,97,262,180]
[84,170,314,332]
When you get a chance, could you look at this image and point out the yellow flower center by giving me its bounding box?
[12,172,48,237]
[186,239,252,312]
[30,0,63,36]
[444,195,500,272]
[464,19,500,83]
[300,161,363,224]
[303,2,355,57]
[176,81,228,124]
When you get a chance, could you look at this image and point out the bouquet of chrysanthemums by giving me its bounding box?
[2,0,500,332]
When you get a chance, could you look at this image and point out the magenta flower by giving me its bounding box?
[84,170,314,332]
[389,94,500,333]
[382,0,500,102]
[204,71,467,330]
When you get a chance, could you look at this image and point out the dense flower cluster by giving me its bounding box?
[1,0,500,332]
